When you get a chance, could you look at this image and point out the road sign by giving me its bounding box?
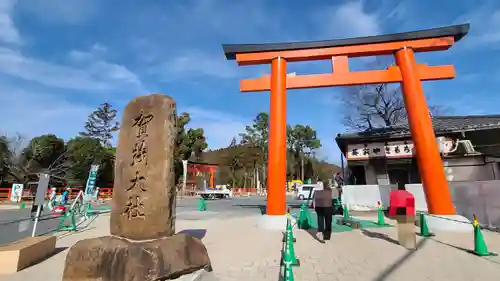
[10,183,24,203]
[34,174,50,206]
[32,173,50,237]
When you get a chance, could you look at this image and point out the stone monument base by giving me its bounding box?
[62,233,211,281]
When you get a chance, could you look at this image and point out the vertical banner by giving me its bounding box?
[85,164,100,197]
[10,183,24,203]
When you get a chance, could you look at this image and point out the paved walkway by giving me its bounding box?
[0,213,499,281]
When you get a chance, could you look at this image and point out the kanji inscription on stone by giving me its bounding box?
[123,195,146,220]
[110,94,177,241]
[131,139,148,166]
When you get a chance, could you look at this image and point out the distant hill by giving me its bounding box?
[201,145,341,184]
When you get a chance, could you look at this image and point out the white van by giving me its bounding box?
[295,184,323,200]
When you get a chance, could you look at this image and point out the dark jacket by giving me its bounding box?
[313,189,333,208]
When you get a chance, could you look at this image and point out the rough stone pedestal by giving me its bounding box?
[62,233,211,281]
[396,215,417,249]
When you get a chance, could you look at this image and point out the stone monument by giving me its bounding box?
[62,94,212,281]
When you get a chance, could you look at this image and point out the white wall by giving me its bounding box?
[444,156,495,181]
[342,184,428,211]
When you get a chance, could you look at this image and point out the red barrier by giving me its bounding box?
[0,186,114,201]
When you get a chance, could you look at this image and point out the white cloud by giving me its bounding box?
[0,46,145,93]
[0,0,21,44]
[159,0,284,42]
[314,1,382,39]
[454,4,500,48]
[0,85,93,140]
[150,50,265,81]
[181,106,249,149]
[158,51,239,80]
[17,0,99,25]
[386,2,407,22]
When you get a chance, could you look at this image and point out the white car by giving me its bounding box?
[295,184,322,200]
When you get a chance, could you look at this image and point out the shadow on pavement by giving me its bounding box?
[177,229,208,240]
[430,238,500,265]
[371,238,429,281]
[232,204,267,215]
[302,228,325,244]
[361,229,399,246]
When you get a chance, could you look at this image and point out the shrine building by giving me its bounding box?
[336,115,500,185]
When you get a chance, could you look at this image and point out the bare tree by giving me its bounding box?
[339,58,449,131]
[2,134,69,184]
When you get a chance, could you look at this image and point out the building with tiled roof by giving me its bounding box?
[335,115,500,185]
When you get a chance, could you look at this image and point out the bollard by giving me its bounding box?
[20,202,25,209]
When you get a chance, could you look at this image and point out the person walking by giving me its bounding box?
[312,183,334,241]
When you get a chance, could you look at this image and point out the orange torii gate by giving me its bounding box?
[187,161,218,189]
[223,23,469,218]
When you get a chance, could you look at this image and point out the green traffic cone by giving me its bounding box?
[286,217,293,233]
[283,254,295,281]
[283,215,297,243]
[419,213,432,237]
[377,201,385,225]
[286,230,299,266]
[473,215,496,256]
[343,204,350,219]
[298,204,311,229]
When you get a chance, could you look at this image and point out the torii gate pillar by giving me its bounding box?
[223,24,470,229]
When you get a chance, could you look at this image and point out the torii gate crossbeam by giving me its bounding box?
[222,23,470,219]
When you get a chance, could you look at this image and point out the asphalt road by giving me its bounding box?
[175,195,306,219]
[0,196,306,245]
[0,208,62,245]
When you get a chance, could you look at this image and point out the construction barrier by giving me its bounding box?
[56,210,77,232]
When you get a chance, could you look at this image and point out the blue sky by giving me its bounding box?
[0,0,498,164]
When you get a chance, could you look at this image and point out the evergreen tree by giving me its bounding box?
[80,103,120,147]
[229,137,237,147]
